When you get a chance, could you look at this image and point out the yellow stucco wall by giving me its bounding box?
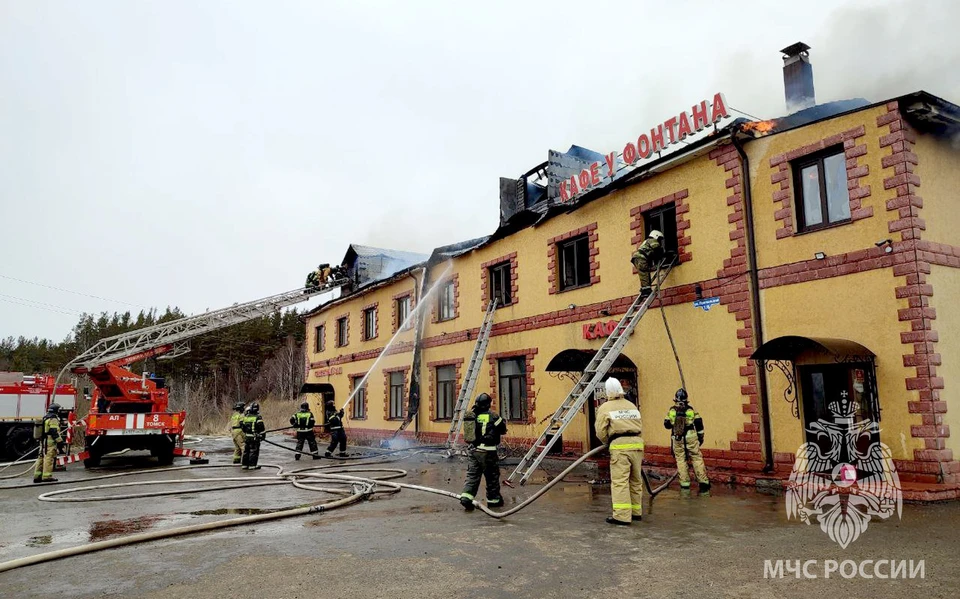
[760,268,919,460]
[930,265,960,458]
[913,134,960,247]
[748,106,893,269]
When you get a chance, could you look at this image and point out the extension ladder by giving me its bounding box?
[445,298,498,449]
[505,263,674,486]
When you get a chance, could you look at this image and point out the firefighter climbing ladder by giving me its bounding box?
[506,262,674,486]
[445,298,498,449]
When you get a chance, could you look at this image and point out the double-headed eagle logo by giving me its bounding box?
[786,394,902,548]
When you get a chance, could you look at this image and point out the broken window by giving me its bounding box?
[489,261,512,306]
[558,235,590,291]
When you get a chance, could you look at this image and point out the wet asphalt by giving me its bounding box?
[0,436,958,599]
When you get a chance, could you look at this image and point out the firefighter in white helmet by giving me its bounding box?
[595,378,644,525]
[631,230,665,295]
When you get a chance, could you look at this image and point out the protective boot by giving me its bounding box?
[33,477,43,484]
[294,454,301,461]
[699,482,711,493]
[460,496,475,511]
[338,452,347,458]
[312,454,322,460]
[41,478,58,483]
[605,517,630,526]
[325,451,332,458]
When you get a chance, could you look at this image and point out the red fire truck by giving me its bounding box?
[0,372,77,461]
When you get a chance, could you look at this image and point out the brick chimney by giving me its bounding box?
[781,42,815,113]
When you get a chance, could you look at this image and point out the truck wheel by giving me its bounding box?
[5,425,38,461]
[83,437,102,468]
[152,439,175,466]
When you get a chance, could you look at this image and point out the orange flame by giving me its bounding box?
[742,119,778,134]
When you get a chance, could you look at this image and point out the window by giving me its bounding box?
[363,307,377,340]
[558,235,590,291]
[389,372,405,419]
[793,148,850,231]
[489,262,512,306]
[437,281,455,321]
[644,203,678,257]
[336,317,348,347]
[396,296,411,330]
[498,357,527,421]
[435,365,457,420]
[351,377,366,419]
[314,325,325,353]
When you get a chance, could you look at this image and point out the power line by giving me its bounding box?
[0,293,83,315]
[0,296,81,317]
[0,273,143,308]
[729,105,765,122]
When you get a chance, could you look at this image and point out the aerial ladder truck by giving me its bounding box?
[55,277,346,469]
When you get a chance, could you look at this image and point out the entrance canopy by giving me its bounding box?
[750,336,875,363]
[545,349,636,372]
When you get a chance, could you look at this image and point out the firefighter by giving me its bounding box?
[595,378,644,525]
[230,402,245,465]
[663,388,710,492]
[323,398,347,457]
[630,230,665,294]
[459,393,507,511]
[290,401,320,460]
[241,402,266,470]
[33,403,62,483]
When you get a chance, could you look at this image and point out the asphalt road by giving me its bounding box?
[1,436,958,598]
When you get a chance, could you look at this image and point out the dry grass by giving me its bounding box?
[184,395,298,436]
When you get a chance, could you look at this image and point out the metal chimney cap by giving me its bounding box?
[781,42,811,58]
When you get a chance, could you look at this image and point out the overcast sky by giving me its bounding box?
[2,0,958,341]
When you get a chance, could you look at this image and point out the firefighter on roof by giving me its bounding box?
[230,402,245,465]
[305,264,333,290]
[595,378,645,525]
[631,230,665,295]
[34,403,62,483]
[241,402,266,470]
[290,401,321,460]
[663,388,710,492]
[324,399,347,457]
[459,393,507,511]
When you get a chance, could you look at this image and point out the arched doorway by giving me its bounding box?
[546,350,638,449]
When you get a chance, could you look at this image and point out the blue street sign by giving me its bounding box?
[693,297,721,312]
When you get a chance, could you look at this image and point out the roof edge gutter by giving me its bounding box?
[731,131,775,474]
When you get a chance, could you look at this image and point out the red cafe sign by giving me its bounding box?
[583,320,633,340]
[559,93,731,202]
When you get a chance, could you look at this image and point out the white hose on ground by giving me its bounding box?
[0,446,40,480]
[0,443,676,574]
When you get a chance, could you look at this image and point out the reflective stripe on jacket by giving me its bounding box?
[663,404,704,438]
[230,412,243,429]
[291,411,315,431]
[475,410,506,451]
[43,415,62,442]
[241,415,265,437]
[595,397,643,450]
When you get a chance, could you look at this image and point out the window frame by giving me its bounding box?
[435,365,457,421]
[388,371,405,420]
[314,324,325,353]
[336,317,348,347]
[395,295,411,331]
[557,234,591,291]
[498,357,527,422]
[488,261,512,306]
[437,281,456,321]
[363,307,377,341]
[643,202,678,257]
[351,376,366,420]
[792,146,851,233]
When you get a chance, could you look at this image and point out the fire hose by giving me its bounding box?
[0,443,676,574]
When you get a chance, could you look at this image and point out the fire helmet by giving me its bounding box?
[649,230,664,240]
[675,388,688,403]
[604,378,625,399]
[300,401,310,411]
[249,402,260,415]
[47,403,61,413]
[234,402,245,412]
[474,393,492,410]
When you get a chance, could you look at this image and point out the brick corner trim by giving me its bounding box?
[629,189,692,264]
[547,223,599,294]
[878,101,957,484]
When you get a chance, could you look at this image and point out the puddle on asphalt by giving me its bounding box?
[26,535,52,547]
[89,515,163,542]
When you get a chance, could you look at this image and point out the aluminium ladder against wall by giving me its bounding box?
[505,263,674,486]
[445,298,498,451]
